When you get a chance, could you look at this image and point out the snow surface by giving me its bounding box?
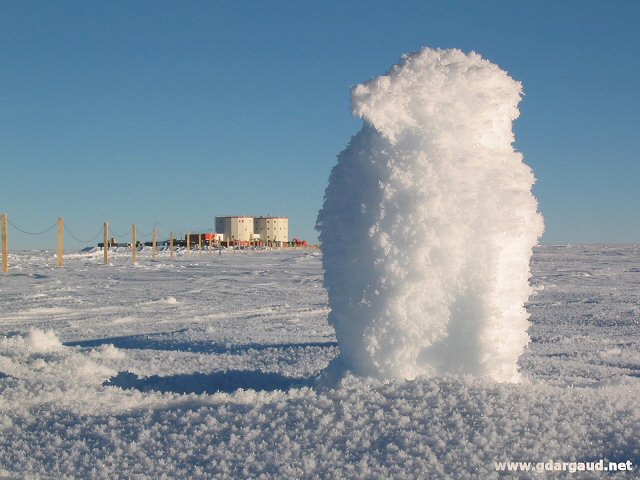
[1,245,639,478]
[317,48,544,382]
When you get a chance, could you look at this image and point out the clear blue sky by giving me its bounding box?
[1,0,638,249]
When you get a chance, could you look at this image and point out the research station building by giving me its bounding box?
[216,215,288,245]
[254,216,289,244]
[214,216,254,242]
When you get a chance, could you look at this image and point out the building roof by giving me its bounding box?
[216,216,288,220]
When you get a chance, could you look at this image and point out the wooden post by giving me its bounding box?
[132,224,137,264]
[170,231,174,258]
[198,234,202,255]
[186,231,190,256]
[103,222,109,265]
[152,227,157,260]
[1,214,8,273]
[57,217,64,268]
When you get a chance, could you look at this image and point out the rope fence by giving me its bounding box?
[0,213,318,273]
[108,226,132,238]
[63,224,104,244]
[6,218,58,236]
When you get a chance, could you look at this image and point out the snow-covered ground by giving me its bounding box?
[0,245,639,478]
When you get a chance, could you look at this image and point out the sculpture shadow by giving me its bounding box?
[104,369,313,394]
[66,332,337,355]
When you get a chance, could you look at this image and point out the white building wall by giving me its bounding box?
[215,216,254,242]
[255,217,288,244]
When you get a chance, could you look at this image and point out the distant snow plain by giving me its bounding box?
[1,245,639,478]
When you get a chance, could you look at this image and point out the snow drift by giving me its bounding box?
[317,47,544,382]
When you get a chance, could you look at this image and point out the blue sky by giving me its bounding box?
[1,0,638,249]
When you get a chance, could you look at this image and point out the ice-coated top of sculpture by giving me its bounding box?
[317,48,544,382]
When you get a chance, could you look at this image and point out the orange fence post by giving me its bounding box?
[132,224,137,264]
[103,222,109,265]
[1,214,8,273]
[57,217,64,268]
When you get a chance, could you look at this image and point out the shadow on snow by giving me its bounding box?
[103,370,313,394]
[65,332,337,355]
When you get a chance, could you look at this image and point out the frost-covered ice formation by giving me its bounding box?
[317,48,544,382]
